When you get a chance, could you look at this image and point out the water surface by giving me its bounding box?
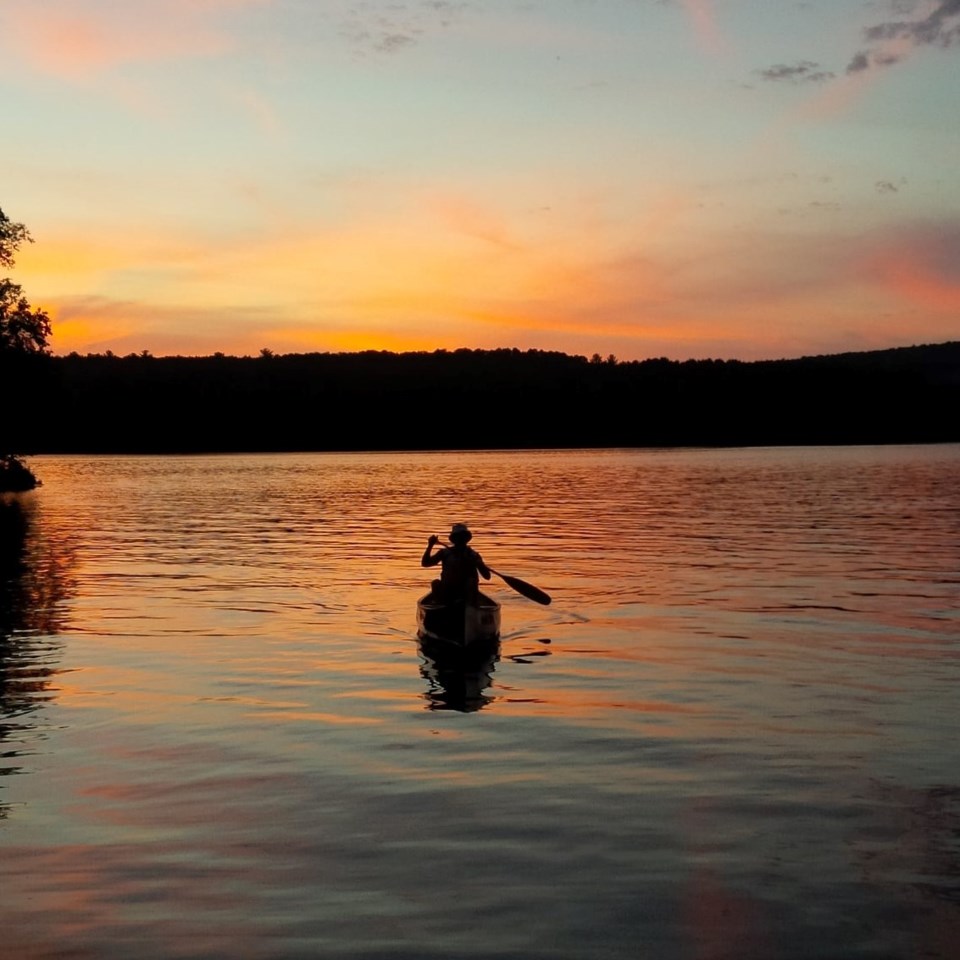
[1,447,958,959]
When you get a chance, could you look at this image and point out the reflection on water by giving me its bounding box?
[0,494,74,820]
[0,447,957,960]
[418,638,502,712]
[417,636,557,712]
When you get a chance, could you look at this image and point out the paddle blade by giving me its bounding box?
[490,568,551,605]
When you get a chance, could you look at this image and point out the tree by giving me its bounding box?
[0,206,50,491]
[0,210,31,269]
[0,207,50,356]
[0,279,51,353]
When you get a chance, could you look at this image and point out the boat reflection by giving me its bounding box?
[1,494,75,819]
[417,636,501,713]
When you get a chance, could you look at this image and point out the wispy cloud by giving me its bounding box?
[756,60,835,84]
[336,0,471,57]
[847,0,960,73]
[0,0,268,79]
[46,294,293,356]
[753,2,960,120]
[866,219,960,312]
[676,0,728,55]
[32,211,960,360]
[875,178,907,194]
[0,0,476,78]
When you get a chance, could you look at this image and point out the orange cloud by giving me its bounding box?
[48,312,135,354]
[17,175,958,362]
[15,232,145,281]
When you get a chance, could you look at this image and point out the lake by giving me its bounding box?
[1,446,958,959]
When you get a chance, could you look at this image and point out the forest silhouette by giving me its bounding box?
[3,341,957,453]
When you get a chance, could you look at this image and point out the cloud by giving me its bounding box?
[676,0,729,55]
[765,3,958,120]
[38,216,960,361]
[864,0,960,46]
[428,193,519,249]
[875,178,907,194]
[756,60,835,84]
[46,293,293,356]
[847,0,960,73]
[1,0,268,79]
[336,0,471,57]
[0,0,472,78]
[866,219,960,312]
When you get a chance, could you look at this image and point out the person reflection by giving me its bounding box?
[417,637,500,713]
[0,495,73,819]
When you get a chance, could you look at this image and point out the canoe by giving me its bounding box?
[416,591,501,646]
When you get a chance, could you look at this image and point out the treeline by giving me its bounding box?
[3,341,958,453]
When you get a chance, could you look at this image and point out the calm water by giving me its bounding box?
[1,447,958,959]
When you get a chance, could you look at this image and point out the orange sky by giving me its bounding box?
[3,0,959,360]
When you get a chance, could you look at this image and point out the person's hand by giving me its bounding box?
[427,534,439,547]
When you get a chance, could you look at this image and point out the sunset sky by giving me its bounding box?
[2,0,958,360]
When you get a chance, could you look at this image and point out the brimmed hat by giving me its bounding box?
[449,522,472,541]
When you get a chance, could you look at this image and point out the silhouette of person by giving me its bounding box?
[421,523,491,602]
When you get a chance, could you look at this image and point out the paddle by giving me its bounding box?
[432,536,551,605]
[487,567,551,606]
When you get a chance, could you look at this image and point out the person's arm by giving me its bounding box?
[475,551,491,580]
[422,535,442,567]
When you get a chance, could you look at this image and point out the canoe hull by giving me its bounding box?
[416,592,501,647]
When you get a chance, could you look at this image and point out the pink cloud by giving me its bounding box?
[1,0,266,79]
[428,193,519,250]
[677,0,729,56]
[866,222,960,311]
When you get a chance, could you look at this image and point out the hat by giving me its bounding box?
[449,522,472,541]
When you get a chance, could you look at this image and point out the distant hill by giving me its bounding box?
[4,341,958,453]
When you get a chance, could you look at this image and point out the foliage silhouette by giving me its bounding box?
[0,204,955,457]
[0,207,51,490]
[6,341,958,454]
[0,208,50,355]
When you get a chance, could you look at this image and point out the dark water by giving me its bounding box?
[1,447,958,959]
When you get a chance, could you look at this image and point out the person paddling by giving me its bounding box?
[422,523,491,603]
